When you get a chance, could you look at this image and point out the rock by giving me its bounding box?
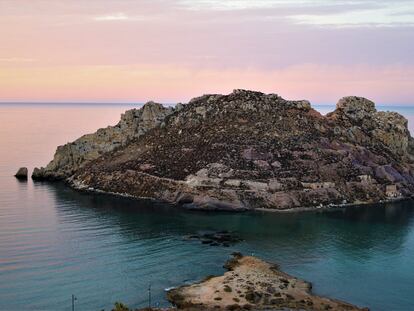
[271,160,282,169]
[34,89,414,211]
[175,103,184,111]
[31,102,174,180]
[372,111,410,155]
[175,192,194,204]
[167,254,368,310]
[253,160,271,170]
[242,180,269,191]
[195,106,207,118]
[329,96,411,156]
[335,96,376,122]
[182,196,247,211]
[374,165,404,183]
[268,179,283,191]
[14,167,28,179]
[185,231,243,247]
[224,179,242,188]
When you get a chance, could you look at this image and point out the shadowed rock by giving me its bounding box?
[185,231,243,247]
[14,167,28,180]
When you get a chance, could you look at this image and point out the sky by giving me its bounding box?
[0,0,413,104]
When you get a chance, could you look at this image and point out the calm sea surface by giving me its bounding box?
[1,103,414,311]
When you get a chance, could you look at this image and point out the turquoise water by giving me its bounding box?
[1,104,414,311]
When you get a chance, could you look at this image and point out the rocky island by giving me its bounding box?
[32,90,414,211]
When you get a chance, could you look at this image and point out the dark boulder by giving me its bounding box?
[14,167,28,180]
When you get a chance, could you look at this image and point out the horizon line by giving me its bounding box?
[0,101,413,107]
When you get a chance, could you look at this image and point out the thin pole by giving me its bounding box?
[72,294,76,311]
[148,284,151,308]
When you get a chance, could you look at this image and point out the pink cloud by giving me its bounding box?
[0,0,413,103]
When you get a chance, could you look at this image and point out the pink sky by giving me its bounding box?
[0,0,413,104]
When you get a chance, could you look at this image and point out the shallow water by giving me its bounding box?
[1,103,414,311]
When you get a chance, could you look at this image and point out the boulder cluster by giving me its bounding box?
[32,90,414,211]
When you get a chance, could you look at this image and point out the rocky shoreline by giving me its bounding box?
[69,178,412,214]
[31,90,414,212]
[166,253,368,311]
[107,254,369,311]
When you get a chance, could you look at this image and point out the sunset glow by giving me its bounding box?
[1,0,413,104]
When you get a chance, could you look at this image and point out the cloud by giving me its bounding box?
[178,0,414,28]
[93,13,129,21]
[290,3,414,28]
[91,12,158,23]
[178,0,288,10]
[0,0,413,103]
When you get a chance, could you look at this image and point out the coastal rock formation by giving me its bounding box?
[328,96,412,156]
[34,90,414,211]
[14,167,28,179]
[32,102,175,180]
[167,253,368,310]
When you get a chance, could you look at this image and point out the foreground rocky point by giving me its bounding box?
[32,90,414,211]
[166,253,368,310]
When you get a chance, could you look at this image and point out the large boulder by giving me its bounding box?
[14,167,28,179]
[329,96,412,156]
[335,96,376,122]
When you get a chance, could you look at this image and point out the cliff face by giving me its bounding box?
[32,102,175,180]
[34,90,414,211]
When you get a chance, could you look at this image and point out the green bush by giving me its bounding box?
[112,302,130,311]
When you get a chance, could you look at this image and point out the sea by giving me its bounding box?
[1,103,414,311]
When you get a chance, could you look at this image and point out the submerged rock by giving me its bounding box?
[14,167,28,179]
[34,90,414,211]
[185,231,243,247]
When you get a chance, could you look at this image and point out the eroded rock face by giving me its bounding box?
[35,90,414,211]
[32,102,174,180]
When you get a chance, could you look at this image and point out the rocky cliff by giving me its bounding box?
[32,102,175,180]
[34,90,414,211]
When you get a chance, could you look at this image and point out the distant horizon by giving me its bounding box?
[1,101,413,107]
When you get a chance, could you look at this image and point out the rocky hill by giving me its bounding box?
[33,90,414,211]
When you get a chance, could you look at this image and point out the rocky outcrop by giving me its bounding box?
[32,102,175,180]
[34,90,414,211]
[167,253,368,310]
[14,167,28,179]
[328,96,412,156]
